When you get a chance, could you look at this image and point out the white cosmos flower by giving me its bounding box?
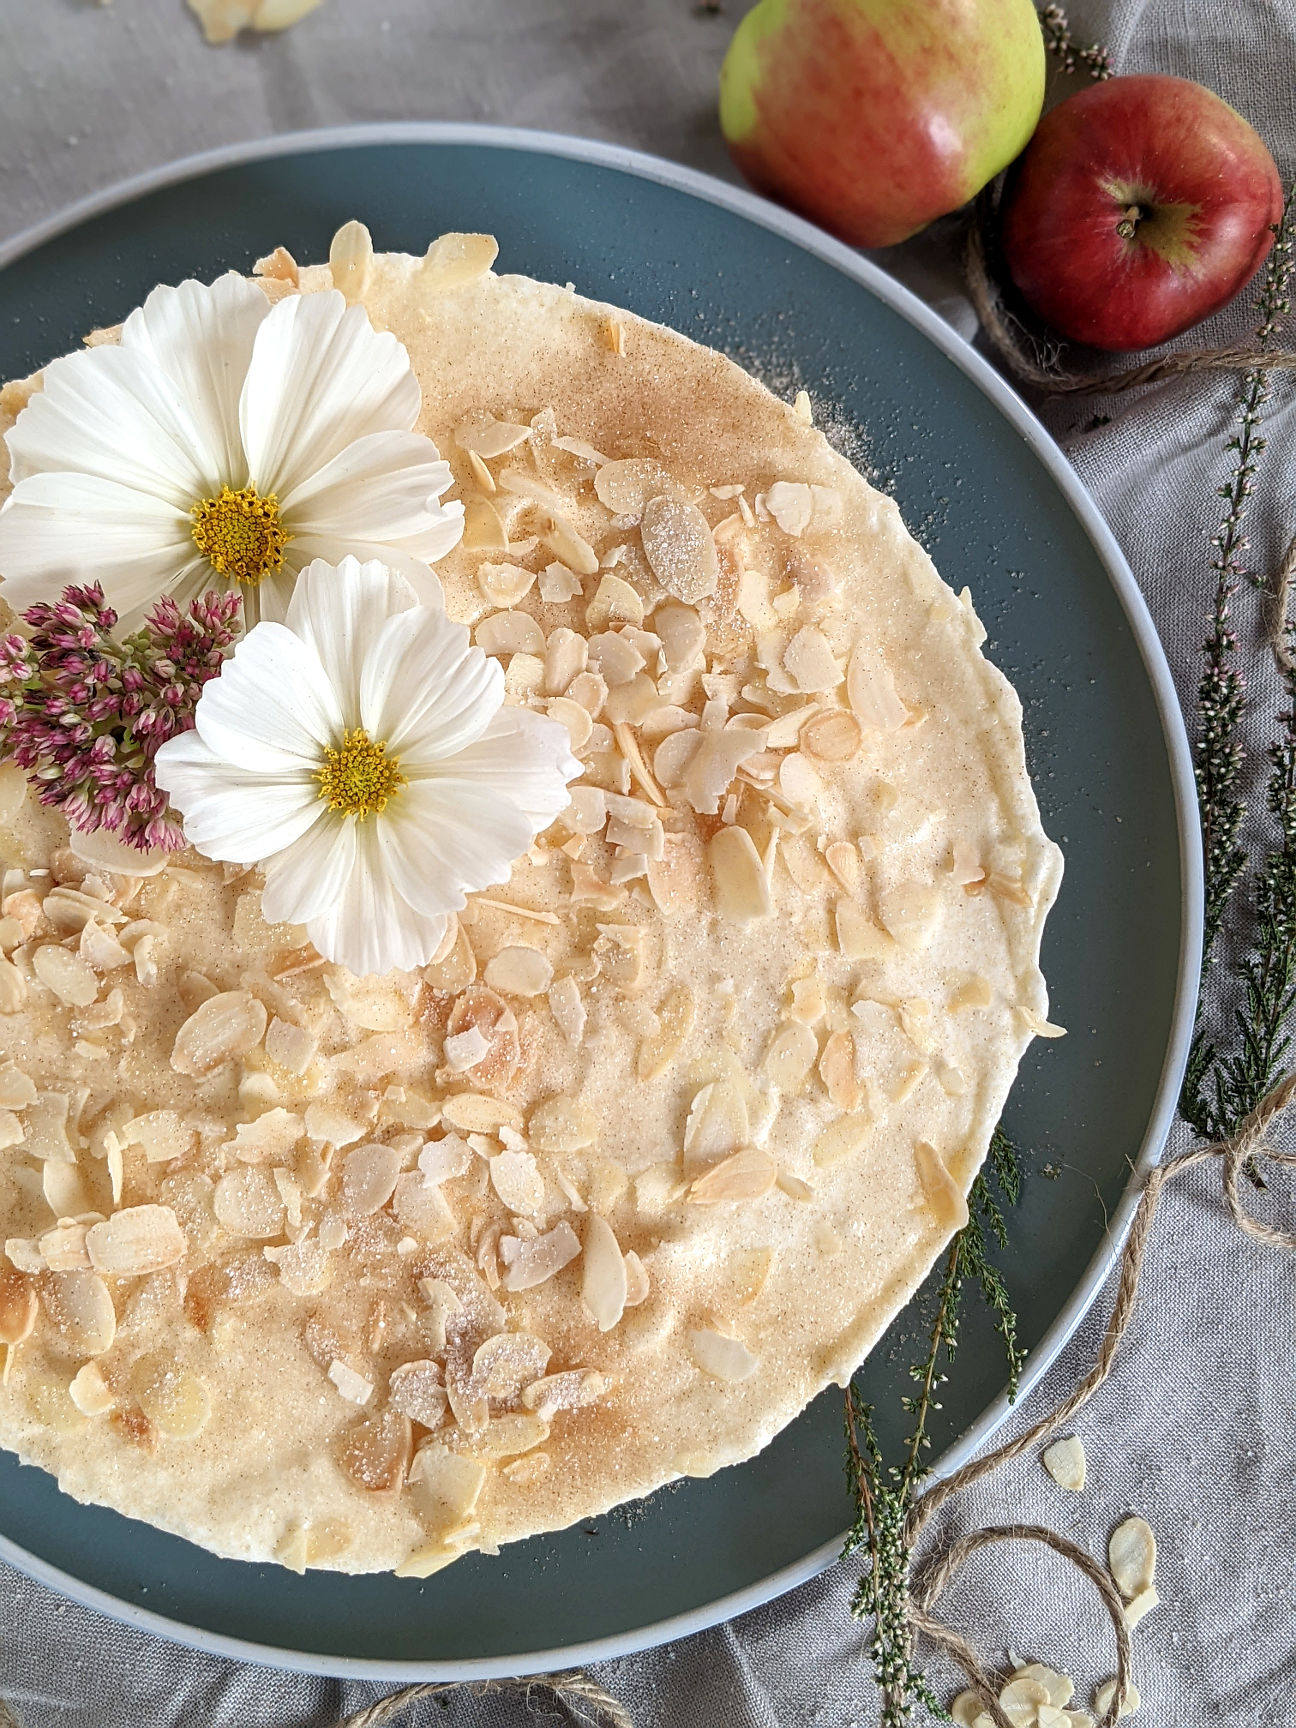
[153,556,580,977]
[0,273,463,629]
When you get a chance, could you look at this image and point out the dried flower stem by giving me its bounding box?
[1037,4,1114,80]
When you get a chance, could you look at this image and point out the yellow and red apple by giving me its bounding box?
[1000,74,1284,351]
[719,0,1047,248]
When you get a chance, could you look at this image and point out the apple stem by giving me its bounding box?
[1116,203,1144,240]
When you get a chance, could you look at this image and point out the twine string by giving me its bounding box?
[331,1671,635,1728]
[897,1069,1296,1728]
[962,194,1296,397]
[1266,531,1296,672]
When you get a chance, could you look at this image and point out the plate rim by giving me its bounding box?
[0,120,1204,1681]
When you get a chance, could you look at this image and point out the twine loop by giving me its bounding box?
[331,1671,635,1728]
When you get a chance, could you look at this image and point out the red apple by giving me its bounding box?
[718,0,1046,249]
[1000,74,1284,351]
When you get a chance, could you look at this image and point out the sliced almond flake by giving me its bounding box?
[441,1093,524,1135]
[43,887,129,933]
[640,494,720,602]
[544,624,588,695]
[43,1270,117,1355]
[78,922,131,975]
[1042,1434,1087,1492]
[467,447,496,493]
[822,841,861,896]
[340,1142,402,1217]
[85,1205,186,1277]
[539,561,584,603]
[709,825,772,922]
[604,317,627,356]
[471,896,561,928]
[528,1096,597,1153]
[521,1367,611,1418]
[783,626,843,693]
[1122,1584,1159,1629]
[421,230,499,290]
[214,1165,285,1240]
[328,1358,374,1407]
[1017,1006,1068,1039]
[32,944,98,1007]
[477,560,537,608]
[456,1411,551,1460]
[594,458,678,519]
[801,709,862,764]
[499,1219,581,1292]
[818,1031,860,1111]
[483,945,553,998]
[1108,1515,1156,1598]
[622,1250,650,1307]
[683,1080,749,1172]
[847,644,909,730]
[586,573,645,631]
[1008,1667,1074,1711]
[303,1101,371,1147]
[553,434,607,464]
[542,518,599,577]
[950,1693,993,1728]
[462,496,509,552]
[171,990,267,1076]
[877,880,943,951]
[5,1240,45,1276]
[764,481,815,537]
[636,984,695,1081]
[69,1360,115,1417]
[1093,1680,1139,1720]
[690,1328,757,1383]
[265,1016,316,1075]
[229,1106,303,1166]
[913,1140,969,1231]
[812,1112,872,1172]
[998,1678,1052,1727]
[490,1150,545,1215]
[455,412,533,460]
[763,1020,818,1093]
[0,1112,22,1152]
[328,219,372,301]
[547,976,587,1048]
[688,1146,777,1204]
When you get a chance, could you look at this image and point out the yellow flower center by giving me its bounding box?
[316,728,405,819]
[191,484,290,585]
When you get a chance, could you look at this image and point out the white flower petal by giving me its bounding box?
[284,555,418,723]
[194,621,343,772]
[0,472,193,615]
[120,273,269,486]
[306,821,448,976]
[260,810,357,924]
[281,535,445,610]
[442,706,581,832]
[279,429,463,568]
[360,606,502,766]
[240,290,421,499]
[153,728,321,861]
[376,777,534,918]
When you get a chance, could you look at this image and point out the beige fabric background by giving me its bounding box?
[0,2,1294,1723]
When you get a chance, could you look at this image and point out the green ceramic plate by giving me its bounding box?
[0,126,1200,1679]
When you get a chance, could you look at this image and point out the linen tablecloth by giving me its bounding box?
[0,2,1293,1722]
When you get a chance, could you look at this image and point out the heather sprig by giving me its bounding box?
[0,583,240,851]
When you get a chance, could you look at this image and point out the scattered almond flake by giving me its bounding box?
[0,1068,36,1111]
[4,1240,45,1277]
[640,495,720,602]
[262,1016,315,1077]
[454,411,532,460]
[793,390,814,424]
[822,841,861,897]
[470,1332,551,1400]
[420,230,500,291]
[764,481,816,538]
[69,1360,115,1417]
[521,1367,612,1419]
[442,1023,492,1074]
[302,1102,369,1148]
[490,1151,545,1215]
[1043,1435,1087,1492]
[553,434,607,465]
[689,1328,758,1383]
[43,1160,91,1221]
[603,317,627,356]
[971,870,1033,907]
[213,1165,285,1240]
[1123,1584,1159,1629]
[171,990,267,1076]
[539,561,583,603]
[762,1020,818,1093]
[586,573,645,631]
[688,1146,777,1204]
[328,219,372,302]
[264,1233,333,1297]
[783,627,843,694]
[0,1113,21,1152]
[777,1172,814,1202]
[876,880,943,951]
[228,1106,303,1166]
[1011,1666,1075,1710]
[636,984,695,1082]
[1093,1680,1139,1720]
[619,1252,649,1310]
[542,518,599,577]
[818,1031,861,1111]
[121,1109,195,1165]
[913,1140,970,1231]
[456,1411,551,1460]
[483,945,554,998]
[328,1358,374,1407]
[569,862,623,910]
[1109,1515,1156,1598]
[461,495,509,552]
[545,975,587,1049]
[801,709,862,764]
[593,458,677,519]
[43,887,128,934]
[31,944,98,1008]
[38,1222,92,1274]
[85,1205,186,1277]
[386,1360,448,1430]
[441,1093,524,1136]
[847,643,909,729]
[709,825,773,922]
[393,1173,457,1243]
[1018,1006,1067,1039]
[499,1219,581,1292]
[683,1080,749,1172]
[253,244,299,284]
[947,838,986,887]
[470,895,561,925]
[23,1092,75,1163]
[340,1142,402,1217]
[998,1678,1052,1727]
[528,1096,597,1154]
